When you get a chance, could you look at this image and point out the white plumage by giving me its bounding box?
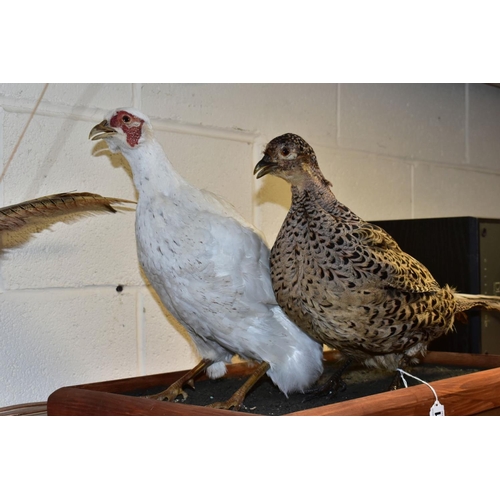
[89,108,323,407]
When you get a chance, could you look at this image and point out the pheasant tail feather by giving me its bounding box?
[0,192,136,231]
[454,293,500,313]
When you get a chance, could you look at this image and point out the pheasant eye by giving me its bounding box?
[122,115,131,123]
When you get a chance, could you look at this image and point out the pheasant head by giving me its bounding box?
[89,108,154,153]
[254,133,331,189]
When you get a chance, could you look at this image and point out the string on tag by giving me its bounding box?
[397,368,445,416]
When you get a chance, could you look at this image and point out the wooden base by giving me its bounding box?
[47,351,500,416]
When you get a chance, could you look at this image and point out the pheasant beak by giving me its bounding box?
[89,120,117,141]
[254,155,278,179]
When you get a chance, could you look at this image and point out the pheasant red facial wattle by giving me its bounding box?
[109,111,144,147]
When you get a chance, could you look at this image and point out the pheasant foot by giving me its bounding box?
[303,357,353,400]
[207,361,270,411]
[146,359,212,402]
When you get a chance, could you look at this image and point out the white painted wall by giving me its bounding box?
[1,83,499,406]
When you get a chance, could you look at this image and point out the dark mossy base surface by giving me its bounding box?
[127,361,480,416]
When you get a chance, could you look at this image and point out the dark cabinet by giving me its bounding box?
[370,217,500,354]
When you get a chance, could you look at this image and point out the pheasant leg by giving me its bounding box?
[208,361,270,411]
[146,359,212,402]
[388,355,411,391]
[304,357,353,400]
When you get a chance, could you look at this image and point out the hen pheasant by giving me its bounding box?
[89,111,323,410]
[255,133,500,390]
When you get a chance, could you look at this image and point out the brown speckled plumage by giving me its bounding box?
[255,133,500,374]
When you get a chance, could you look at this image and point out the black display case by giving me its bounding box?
[370,217,500,354]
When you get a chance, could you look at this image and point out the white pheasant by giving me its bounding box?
[89,108,323,410]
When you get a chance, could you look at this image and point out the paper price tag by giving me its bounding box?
[430,401,445,416]
[398,369,446,416]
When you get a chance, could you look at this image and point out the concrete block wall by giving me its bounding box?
[1,83,499,406]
